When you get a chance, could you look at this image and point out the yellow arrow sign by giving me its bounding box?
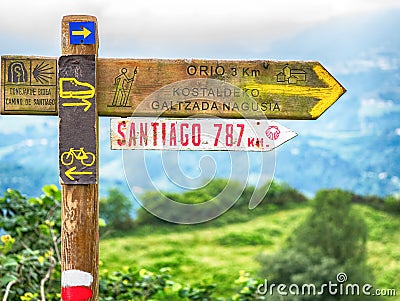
[2,58,345,119]
[62,98,92,112]
[243,64,346,119]
[72,27,92,39]
[65,166,93,181]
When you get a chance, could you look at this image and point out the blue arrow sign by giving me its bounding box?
[69,22,95,45]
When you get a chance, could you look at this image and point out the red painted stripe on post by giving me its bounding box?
[61,286,93,301]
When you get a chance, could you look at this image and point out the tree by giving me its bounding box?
[258,189,376,301]
[290,189,367,265]
[99,188,134,232]
[136,178,240,225]
[384,195,400,214]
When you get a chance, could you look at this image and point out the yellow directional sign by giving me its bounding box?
[61,98,92,112]
[72,27,92,39]
[96,59,345,119]
[243,64,345,119]
[59,78,95,112]
[65,166,93,181]
[59,78,95,99]
[2,58,345,119]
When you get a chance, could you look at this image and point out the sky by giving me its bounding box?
[1,0,400,58]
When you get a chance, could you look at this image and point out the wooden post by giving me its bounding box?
[59,15,99,301]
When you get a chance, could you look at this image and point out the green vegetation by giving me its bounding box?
[100,204,400,300]
[257,189,373,300]
[0,182,399,300]
[136,179,307,226]
[100,188,135,233]
[100,207,305,298]
[0,185,61,301]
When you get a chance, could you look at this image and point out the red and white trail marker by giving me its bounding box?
[61,269,93,301]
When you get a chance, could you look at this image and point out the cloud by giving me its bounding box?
[359,98,400,118]
[330,51,399,75]
[332,57,399,75]
[1,0,399,56]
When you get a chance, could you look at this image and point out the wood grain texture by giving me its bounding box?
[96,59,345,119]
[2,58,345,120]
[61,184,99,299]
[60,15,99,301]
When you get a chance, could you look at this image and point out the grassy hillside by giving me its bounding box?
[100,204,400,299]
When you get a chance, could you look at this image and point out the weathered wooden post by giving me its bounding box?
[59,15,99,301]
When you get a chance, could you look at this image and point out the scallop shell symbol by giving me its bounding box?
[265,126,280,141]
[33,61,55,84]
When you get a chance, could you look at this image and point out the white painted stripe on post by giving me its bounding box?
[61,269,94,287]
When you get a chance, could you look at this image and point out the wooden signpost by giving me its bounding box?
[2,59,345,119]
[0,15,345,301]
[59,15,99,301]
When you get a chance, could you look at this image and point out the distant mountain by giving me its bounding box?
[0,10,399,199]
[269,10,400,196]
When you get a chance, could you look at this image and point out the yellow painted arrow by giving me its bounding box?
[72,27,92,39]
[62,98,92,112]
[243,64,346,119]
[65,166,93,181]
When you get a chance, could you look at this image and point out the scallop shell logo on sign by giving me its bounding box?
[265,126,280,141]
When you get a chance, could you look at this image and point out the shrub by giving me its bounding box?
[257,189,377,301]
[384,195,400,214]
[0,185,61,300]
[136,179,244,225]
[291,189,368,265]
[217,232,273,246]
